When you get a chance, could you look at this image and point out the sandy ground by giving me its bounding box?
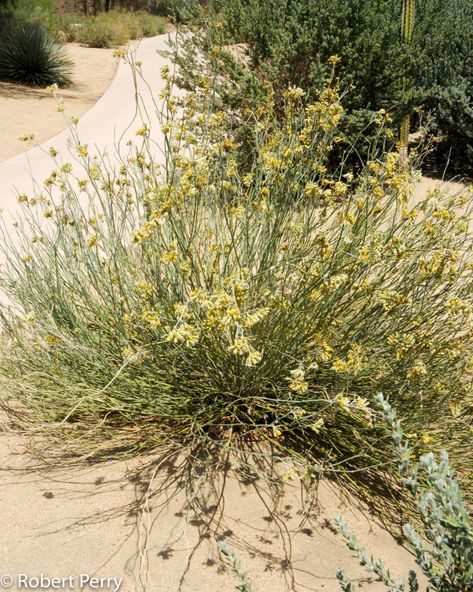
[0,44,118,162]
[0,432,422,592]
[414,175,467,200]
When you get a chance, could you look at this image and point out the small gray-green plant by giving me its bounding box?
[336,394,473,592]
[218,540,252,592]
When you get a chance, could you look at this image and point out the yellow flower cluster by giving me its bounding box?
[331,344,364,374]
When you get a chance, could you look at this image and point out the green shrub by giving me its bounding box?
[0,21,72,86]
[0,0,52,32]
[197,0,473,172]
[73,14,129,48]
[118,10,166,38]
[336,394,473,592]
[49,14,83,43]
[153,0,200,23]
[0,72,471,497]
[118,11,143,39]
[133,10,166,36]
[417,0,473,169]
[50,11,166,47]
[13,0,53,23]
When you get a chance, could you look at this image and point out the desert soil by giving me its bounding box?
[0,432,422,592]
[0,44,118,162]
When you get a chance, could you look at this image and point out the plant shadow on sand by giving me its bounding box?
[0,432,420,591]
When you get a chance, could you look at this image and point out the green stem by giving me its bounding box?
[400,0,415,157]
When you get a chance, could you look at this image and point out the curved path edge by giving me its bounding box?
[0,34,170,215]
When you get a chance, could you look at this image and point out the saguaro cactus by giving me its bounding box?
[400,0,415,158]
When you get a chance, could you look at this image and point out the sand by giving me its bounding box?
[0,432,422,592]
[0,44,118,163]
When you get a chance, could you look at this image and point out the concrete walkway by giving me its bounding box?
[0,34,171,216]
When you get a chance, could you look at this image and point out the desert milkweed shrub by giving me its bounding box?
[336,394,473,592]
[0,75,471,491]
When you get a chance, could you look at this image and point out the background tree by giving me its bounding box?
[0,0,17,8]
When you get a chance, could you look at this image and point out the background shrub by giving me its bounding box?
[132,10,166,36]
[75,14,129,47]
[50,10,166,47]
[152,0,200,23]
[49,13,86,42]
[13,0,53,20]
[0,21,72,86]
[194,0,473,173]
[417,0,473,170]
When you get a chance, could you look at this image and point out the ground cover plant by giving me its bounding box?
[0,64,472,501]
[183,0,473,173]
[0,20,72,86]
[336,395,473,592]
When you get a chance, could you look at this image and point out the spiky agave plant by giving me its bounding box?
[0,21,72,87]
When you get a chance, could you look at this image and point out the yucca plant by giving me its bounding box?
[0,21,72,87]
[0,65,471,500]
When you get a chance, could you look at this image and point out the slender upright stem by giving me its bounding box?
[400,0,415,160]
